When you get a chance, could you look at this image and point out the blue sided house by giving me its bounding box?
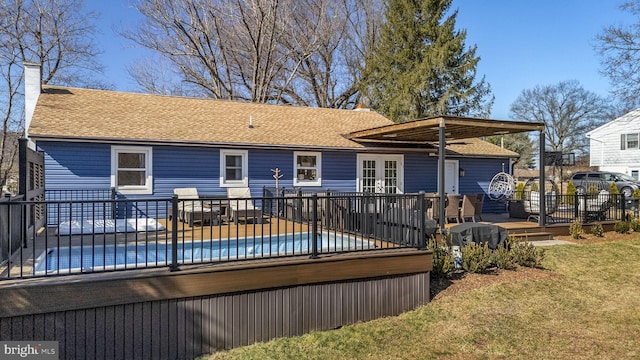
[23,64,541,215]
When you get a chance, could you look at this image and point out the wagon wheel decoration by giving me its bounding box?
[488,172,516,201]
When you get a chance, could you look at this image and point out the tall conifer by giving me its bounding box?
[362,0,492,122]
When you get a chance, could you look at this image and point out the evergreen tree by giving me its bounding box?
[361,0,493,122]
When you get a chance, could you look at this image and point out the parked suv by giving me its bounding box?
[569,171,640,197]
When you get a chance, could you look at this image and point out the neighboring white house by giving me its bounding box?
[587,108,640,180]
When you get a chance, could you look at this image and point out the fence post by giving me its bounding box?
[621,193,626,221]
[297,188,303,222]
[310,194,319,259]
[110,187,117,219]
[21,200,28,249]
[170,195,180,271]
[418,191,426,249]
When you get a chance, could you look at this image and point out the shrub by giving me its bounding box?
[460,242,492,273]
[591,222,604,237]
[633,189,640,198]
[588,184,600,197]
[514,182,525,200]
[511,240,545,268]
[565,181,576,205]
[530,181,539,192]
[631,218,640,232]
[427,237,455,279]
[614,221,630,234]
[569,220,583,240]
[491,237,515,270]
[609,181,620,195]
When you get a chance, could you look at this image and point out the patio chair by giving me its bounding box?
[474,193,485,221]
[444,194,461,223]
[460,194,476,222]
[173,188,220,226]
[227,187,263,224]
[424,192,438,220]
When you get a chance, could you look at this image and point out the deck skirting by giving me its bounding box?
[0,248,432,359]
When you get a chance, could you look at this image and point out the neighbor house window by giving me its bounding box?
[633,170,639,181]
[621,133,639,150]
[111,146,153,194]
[220,149,248,187]
[293,152,321,187]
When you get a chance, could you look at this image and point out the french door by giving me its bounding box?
[357,154,404,194]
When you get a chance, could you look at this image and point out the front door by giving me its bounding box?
[443,160,459,194]
[357,154,404,194]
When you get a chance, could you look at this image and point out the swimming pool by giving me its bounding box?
[33,232,375,274]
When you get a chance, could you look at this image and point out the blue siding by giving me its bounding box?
[40,142,111,190]
[458,158,510,213]
[322,152,357,191]
[38,141,510,215]
[405,154,509,213]
[404,154,438,192]
[153,145,220,197]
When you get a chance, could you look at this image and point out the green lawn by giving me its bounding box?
[202,238,640,359]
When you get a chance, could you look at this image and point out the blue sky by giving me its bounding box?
[87,0,635,120]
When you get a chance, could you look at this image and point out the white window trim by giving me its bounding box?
[220,149,248,188]
[111,146,153,195]
[293,151,322,187]
[622,133,640,150]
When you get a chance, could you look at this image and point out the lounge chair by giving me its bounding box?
[580,190,612,222]
[525,191,557,223]
[227,187,263,224]
[173,188,221,226]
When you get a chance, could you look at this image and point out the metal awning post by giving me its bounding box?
[438,118,446,232]
[539,130,546,226]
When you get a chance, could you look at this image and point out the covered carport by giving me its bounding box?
[347,116,545,230]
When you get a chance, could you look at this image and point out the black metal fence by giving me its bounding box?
[1,192,435,280]
[0,195,24,266]
[45,188,116,225]
[508,191,631,223]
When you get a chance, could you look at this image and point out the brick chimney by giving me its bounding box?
[24,62,41,140]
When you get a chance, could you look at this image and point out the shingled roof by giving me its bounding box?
[28,85,518,157]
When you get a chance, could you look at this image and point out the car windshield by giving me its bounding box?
[614,173,636,181]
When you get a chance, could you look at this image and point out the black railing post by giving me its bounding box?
[310,193,319,259]
[297,189,303,222]
[621,193,626,221]
[170,195,180,271]
[418,191,426,249]
[110,187,117,219]
[21,201,28,249]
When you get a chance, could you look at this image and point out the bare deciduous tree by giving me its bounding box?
[509,80,611,157]
[124,0,379,108]
[0,0,102,192]
[123,0,289,101]
[595,1,640,110]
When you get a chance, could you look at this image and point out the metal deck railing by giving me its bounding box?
[1,192,435,280]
